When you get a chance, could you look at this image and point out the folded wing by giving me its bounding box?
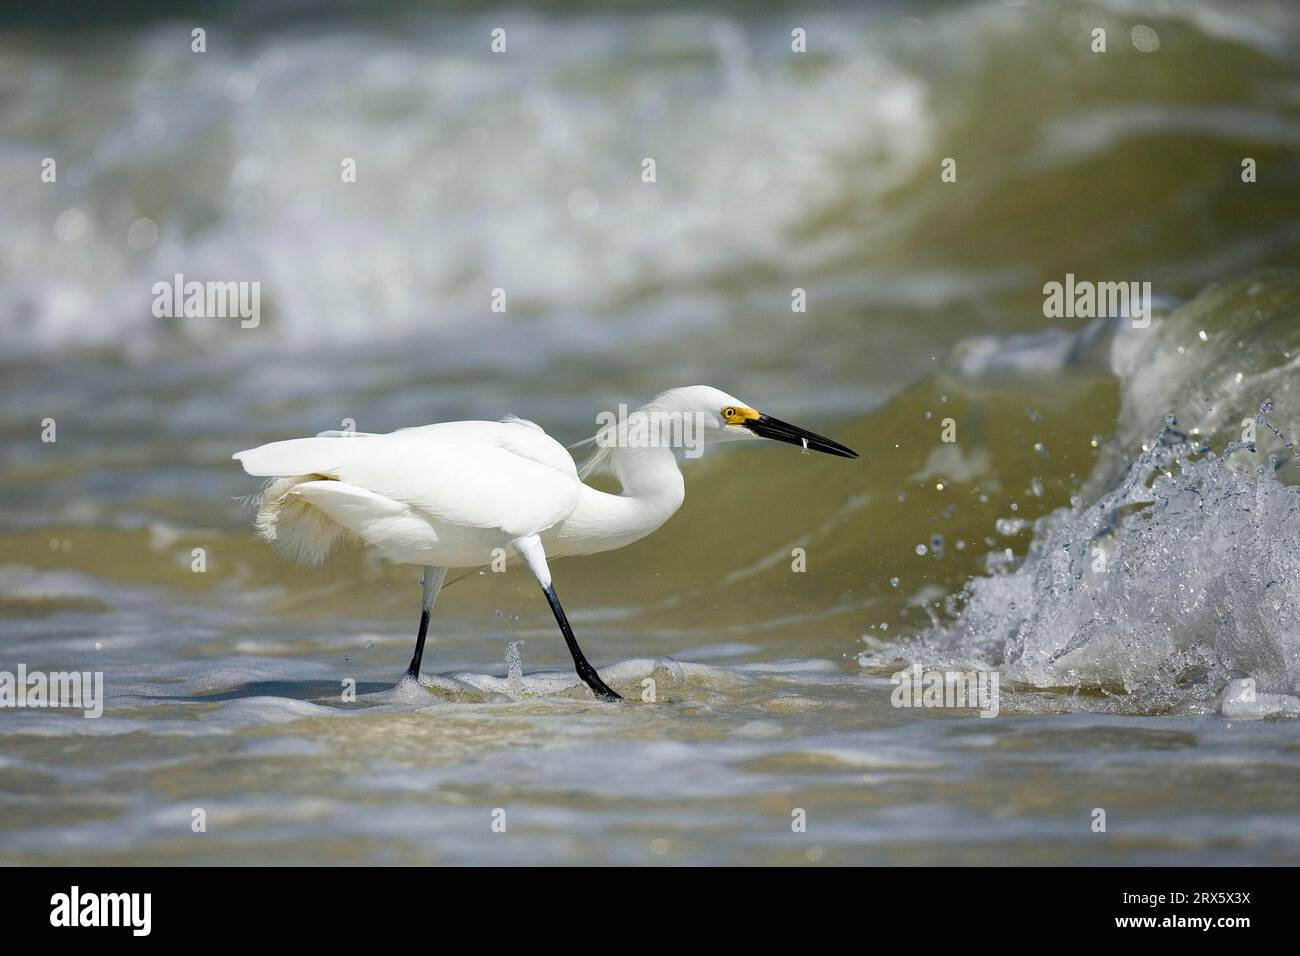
[234,419,582,544]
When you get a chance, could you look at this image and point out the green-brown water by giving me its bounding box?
[2,0,1299,864]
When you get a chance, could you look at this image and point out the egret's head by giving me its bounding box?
[647,385,859,458]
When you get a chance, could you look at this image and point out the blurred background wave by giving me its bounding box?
[2,0,1300,864]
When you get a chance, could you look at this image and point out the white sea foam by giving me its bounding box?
[865,278,1300,715]
[0,10,932,360]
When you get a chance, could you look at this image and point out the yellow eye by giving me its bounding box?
[723,406,736,420]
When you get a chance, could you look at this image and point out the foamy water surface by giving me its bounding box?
[3,0,1300,864]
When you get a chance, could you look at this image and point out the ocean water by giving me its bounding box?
[2,0,1300,865]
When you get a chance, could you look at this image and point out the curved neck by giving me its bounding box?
[545,445,685,558]
[608,444,684,498]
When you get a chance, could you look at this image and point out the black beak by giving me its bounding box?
[742,414,859,460]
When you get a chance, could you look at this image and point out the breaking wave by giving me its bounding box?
[862,273,1300,717]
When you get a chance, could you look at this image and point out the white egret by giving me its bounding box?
[233,385,857,699]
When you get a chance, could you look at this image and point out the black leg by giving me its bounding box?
[405,608,431,679]
[542,584,621,700]
[405,567,444,680]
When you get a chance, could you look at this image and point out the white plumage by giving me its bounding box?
[237,418,580,567]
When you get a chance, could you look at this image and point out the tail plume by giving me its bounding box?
[249,475,349,566]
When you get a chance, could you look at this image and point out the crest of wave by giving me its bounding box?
[863,268,1300,716]
[865,409,1300,715]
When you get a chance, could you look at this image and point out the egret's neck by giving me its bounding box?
[544,445,685,558]
[608,444,684,498]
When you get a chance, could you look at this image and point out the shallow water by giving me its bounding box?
[3,0,1300,864]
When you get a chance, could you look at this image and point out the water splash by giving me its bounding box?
[506,641,525,701]
[863,405,1300,716]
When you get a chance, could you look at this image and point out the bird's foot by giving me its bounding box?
[579,667,622,701]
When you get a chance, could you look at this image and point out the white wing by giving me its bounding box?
[390,418,579,479]
[235,419,581,539]
[309,419,578,478]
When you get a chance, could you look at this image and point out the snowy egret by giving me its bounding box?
[233,385,857,699]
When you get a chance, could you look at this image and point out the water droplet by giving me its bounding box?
[566,188,600,220]
[54,207,89,242]
[1130,24,1160,52]
[127,217,158,251]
